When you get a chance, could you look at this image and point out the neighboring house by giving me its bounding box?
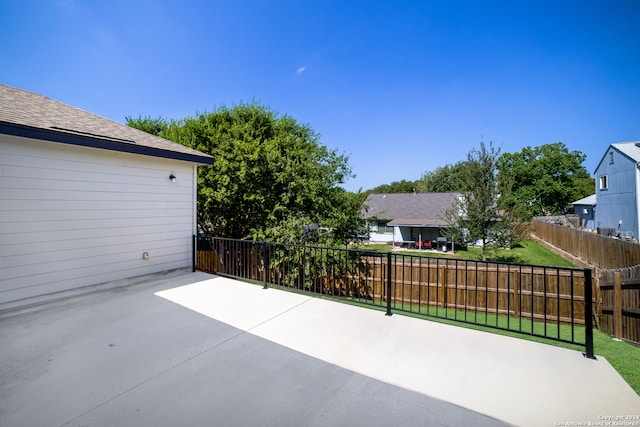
[363,192,460,248]
[593,141,640,239]
[0,84,214,308]
[571,194,596,230]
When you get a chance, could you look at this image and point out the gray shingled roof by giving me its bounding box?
[363,192,460,226]
[0,84,214,164]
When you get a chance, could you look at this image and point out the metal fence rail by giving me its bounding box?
[195,236,594,357]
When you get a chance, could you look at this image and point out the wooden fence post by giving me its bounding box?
[614,271,623,339]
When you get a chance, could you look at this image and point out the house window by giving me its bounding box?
[372,221,393,234]
[609,151,614,164]
[599,175,608,190]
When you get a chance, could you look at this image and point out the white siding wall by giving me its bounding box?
[0,135,197,305]
[368,231,394,242]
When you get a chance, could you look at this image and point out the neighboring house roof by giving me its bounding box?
[612,141,640,163]
[571,194,596,206]
[363,192,460,227]
[595,141,640,173]
[0,84,214,164]
[387,218,450,227]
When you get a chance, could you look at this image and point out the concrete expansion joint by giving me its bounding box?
[245,294,315,333]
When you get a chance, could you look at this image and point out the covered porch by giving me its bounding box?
[388,218,454,252]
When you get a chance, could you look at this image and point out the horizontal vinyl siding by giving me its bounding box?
[596,155,638,237]
[0,135,197,305]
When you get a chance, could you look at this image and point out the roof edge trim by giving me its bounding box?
[0,121,215,165]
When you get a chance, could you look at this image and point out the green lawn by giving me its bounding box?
[352,239,576,267]
[592,331,640,396]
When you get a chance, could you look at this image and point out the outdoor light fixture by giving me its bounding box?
[169,174,176,183]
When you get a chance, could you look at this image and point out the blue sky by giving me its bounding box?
[2,0,639,192]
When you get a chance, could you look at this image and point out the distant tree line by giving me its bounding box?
[364,142,593,260]
[367,142,594,221]
[362,180,416,196]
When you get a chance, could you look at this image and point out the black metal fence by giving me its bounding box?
[195,236,595,358]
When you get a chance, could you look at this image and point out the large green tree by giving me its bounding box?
[497,142,593,220]
[444,142,522,260]
[460,142,500,260]
[416,162,469,193]
[127,103,364,244]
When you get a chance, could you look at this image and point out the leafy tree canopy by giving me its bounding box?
[127,103,364,245]
[416,162,469,193]
[364,179,417,195]
[364,163,469,195]
[443,141,520,260]
[497,142,592,220]
[124,116,167,136]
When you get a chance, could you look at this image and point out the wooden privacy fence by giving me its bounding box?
[532,219,640,269]
[388,256,589,325]
[598,266,640,344]
[195,236,595,355]
[200,247,589,323]
[531,219,640,344]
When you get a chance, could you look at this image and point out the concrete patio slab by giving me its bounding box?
[156,273,640,427]
[2,271,638,427]
[1,272,507,427]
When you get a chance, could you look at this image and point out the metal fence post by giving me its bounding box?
[613,271,623,339]
[386,251,393,316]
[263,241,269,289]
[584,268,595,359]
[192,234,196,272]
